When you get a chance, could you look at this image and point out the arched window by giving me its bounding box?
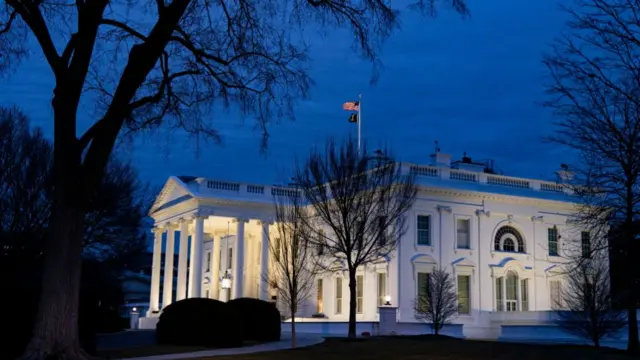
[503,238,515,252]
[494,226,526,253]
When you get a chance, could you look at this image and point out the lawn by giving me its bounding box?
[201,336,635,360]
[98,341,264,359]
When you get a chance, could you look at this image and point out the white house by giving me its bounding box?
[139,151,590,338]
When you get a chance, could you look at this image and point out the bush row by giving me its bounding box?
[156,297,281,348]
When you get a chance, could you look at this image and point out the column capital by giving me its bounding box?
[194,208,214,219]
[436,205,452,214]
[234,217,250,223]
[475,209,491,217]
[151,226,165,235]
[531,215,544,223]
[258,218,274,226]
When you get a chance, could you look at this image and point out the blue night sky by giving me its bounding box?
[0,0,574,188]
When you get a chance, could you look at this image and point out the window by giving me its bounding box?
[206,251,211,272]
[417,215,431,245]
[521,279,529,311]
[457,275,470,314]
[581,231,591,258]
[494,226,526,253]
[456,219,471,249]
[335,277,343,314]
[550,280,561,310]
[417,272,430,312]
[227,248,233,270]
[548,227,559,256]
[377,273,387,308]
[505,271,518,311]
[317,279,323,313]
[377,216,387,246]
[356,275,364,314]
[495,277,503,311]
[503,238,515,252]
[317,229,325,255]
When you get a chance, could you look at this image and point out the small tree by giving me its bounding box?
[555,248,625,347]
[293,137,417,338]
[268,192,318,348]
[412,268,458,335]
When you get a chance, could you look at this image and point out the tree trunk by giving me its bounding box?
[20,104,89,360]
[348,270,357,338]
[627,275,639,353]
[291,310,297,349]
[20,193,87,360]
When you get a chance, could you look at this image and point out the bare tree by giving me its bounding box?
[0,1,468,358]
[268,193,318,348]
[555,249,625,347]
[292,137,417,338]
[542,0,640,352]
[412,268,458,335]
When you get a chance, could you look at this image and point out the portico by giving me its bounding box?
[146,178,276,316]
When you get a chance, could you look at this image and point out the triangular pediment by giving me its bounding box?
[149,176,195,215]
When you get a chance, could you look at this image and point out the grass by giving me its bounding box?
[98,341,262,359]
[198,336,636,360]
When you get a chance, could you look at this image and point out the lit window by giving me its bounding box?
[356,275,364,314]
[521,279,529,311]
[377,273,387,309]
[457,275,470,314]
[550,280,562,309]
[335,277,343,314]
[417,272,430,313]
[317,279,323,313]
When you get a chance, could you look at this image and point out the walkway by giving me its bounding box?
[97,331,324,360]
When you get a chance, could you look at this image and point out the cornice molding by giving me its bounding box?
[416,186,577,210]
[475,209,491,217]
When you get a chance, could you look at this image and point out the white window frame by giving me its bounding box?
[415,213,433,246]
[454,215,472,250]
[549,278,563,310]
[453,265,474,315]
[457,274,471,315]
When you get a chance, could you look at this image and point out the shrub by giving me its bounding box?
[227,298,281,342]
[156,298,243,347]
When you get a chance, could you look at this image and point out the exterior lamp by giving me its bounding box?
[221,271,232,290]
[384,295,391,306]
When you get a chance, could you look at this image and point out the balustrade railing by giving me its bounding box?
[198,162,571,201]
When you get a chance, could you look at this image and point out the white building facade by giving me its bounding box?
[140,152,588,338]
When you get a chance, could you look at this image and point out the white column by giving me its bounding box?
[162,227,176,309]
[211,235,221,300]
[233,218,248,299]
[189,216,206,298]
[148,228,163,315]
[260,220,271,300]
[176,219,189,301]
[187,225,195,298]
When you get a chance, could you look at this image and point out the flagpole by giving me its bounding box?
[358,94,362,156]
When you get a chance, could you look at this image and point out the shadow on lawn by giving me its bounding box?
[214,335,634,360]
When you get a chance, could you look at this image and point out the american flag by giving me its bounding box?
[342,101,359,111]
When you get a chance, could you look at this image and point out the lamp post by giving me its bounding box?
[384,295,392,306]
[220,270,232,302]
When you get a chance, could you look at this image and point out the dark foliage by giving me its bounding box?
[227,298,281,342]
[157,298,243,348]
[0,107,150,358]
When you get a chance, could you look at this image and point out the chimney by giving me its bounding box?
[430,151,451,168]
[555,164,575,183]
